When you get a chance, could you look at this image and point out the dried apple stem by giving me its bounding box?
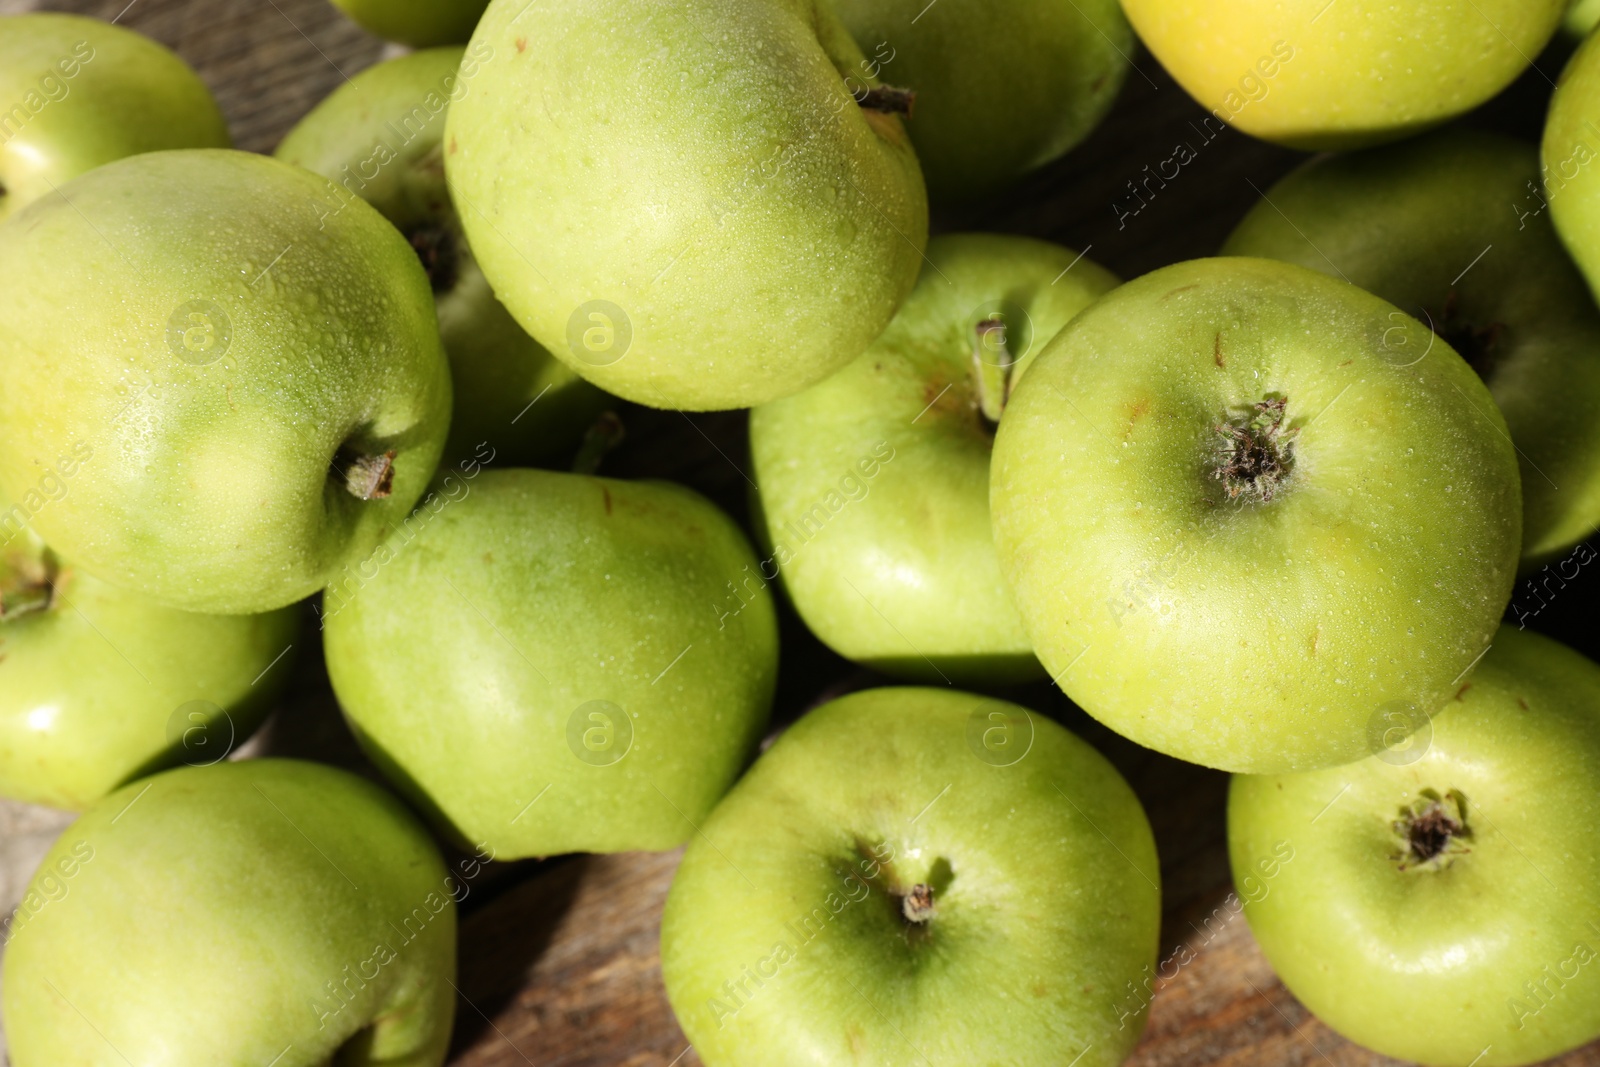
[340,449,397,501]
[972,317,1013,424]
[901,883,935,924]
[855,84,916,117]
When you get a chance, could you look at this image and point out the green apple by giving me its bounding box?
[324,467,778,858]
[445,0,928,411]
[3,759,457,1066]
[750,233,1117,683]
[661,686,1161,1067]
[331,0,491,48]
[1545,33,1600,310]
[0,489,297,811]
[1119,0,1564,149]
[0,14,229,223]
[1565,0,1600,38]
[0,149,452,616]
[827,0,1131,202]
[991,257,1522,774]
[1229,627,1600,1066]
[1224,130,1600,567]
[277,46,611,467]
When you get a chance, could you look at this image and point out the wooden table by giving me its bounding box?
[4,1,1599,1064]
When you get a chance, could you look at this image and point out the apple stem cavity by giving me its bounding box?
[972,317,1013,424]
[571,410,627,476]
[854,84,916,118]
[1394,789,1473,870]
[900,883,936,924]
[338,448,398,501]
[1212,396,1296,503]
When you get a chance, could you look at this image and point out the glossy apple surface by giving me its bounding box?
[445,0,928,410]
[991,257,1521,773]
[276,46,610,466]
[1546,32,1600,312]
[0,491,297,810]
[1120,0,1563,149]
[324,468,778,858]
[661,686,1161,1067]
[1229,627,1600,1066]
[0,149,452,615]
[3,759,457,1067]
[331,0,490,48]
[750,233,1117,682]
[828,0,1130,202]
[1225,130,1600,566]
[0,14,229,223]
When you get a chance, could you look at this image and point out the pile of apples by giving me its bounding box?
[4,0,1600,1063]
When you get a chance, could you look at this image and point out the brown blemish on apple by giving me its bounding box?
[1124,397,1150,440]
[1453,683,1472,701]
[1517,697,1529,710]
[448,136,459,156]
[602,486,613,515]
[1161,284,1200,300]
[1212,332,1225,368]
[1309,626,1322,655]
[515,37,527,53]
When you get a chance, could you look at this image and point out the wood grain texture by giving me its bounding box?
[4,0,1598,1065]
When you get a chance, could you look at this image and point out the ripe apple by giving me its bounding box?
[0,489,298,810]
[1546,33,1600,308]
[1229,627,1600,1066]
[330,0,491,48]
[1567,0,1600,37]
[749,233,1118,683]
[1224,130,1600,566]
[3,759,457,1066]
[324,468,778,858]
[445,0,928,411]
[827,0,1131,202]
[0,149,452,616]
[276,46,611,467]
[1119,0,1564,149]
[0,13,229,223]
[990,257,1522,774]
[661,686,1161,1067]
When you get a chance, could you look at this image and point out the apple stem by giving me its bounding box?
[855,85,916,117]
[339,449,398,501]
[571,411,627,476]
[1394,789,1472,869]
[0,553,58,621]
[1212,397,1295,503]
[971,317,1013,424]
[901,883,935,924]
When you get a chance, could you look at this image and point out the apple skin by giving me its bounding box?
[1229,627,1600,1067]
[828,0,1131,203]
[276,47,611,467]
[0,149,452,616]
[1119,0,1563,150]
[330,0,490,48]
[324,468,778,859]
[3,759,457,1067]
[990,257,1522,774]
[1545,33,1600,314]
[1565,0,1600,37]
[1224,130,1600,567]
[0,14,229,224]
[0,492,298,811]
[661,686,1161,1067]
[750,233,1118,683]
[445,0,928,411]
